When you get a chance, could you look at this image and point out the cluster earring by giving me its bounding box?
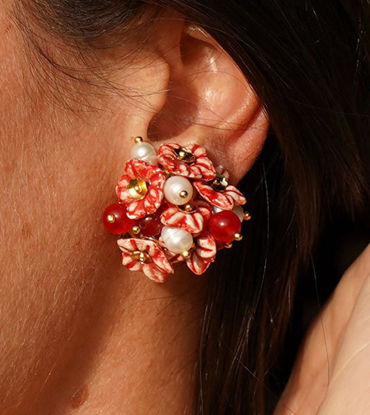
[102,137,251,283]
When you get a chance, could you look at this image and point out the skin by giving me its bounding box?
[0,3,267,414]
[0,1,368,414]
[275,244,370,415]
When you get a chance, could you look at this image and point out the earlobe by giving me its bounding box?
[145,20,269,183]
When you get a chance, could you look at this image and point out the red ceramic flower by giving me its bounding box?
[194,181,246,210]
[158,144,216,181]
[116,160,165,220]
[160,202,212,234]
[117,238,174,283]
[186,232,217,275]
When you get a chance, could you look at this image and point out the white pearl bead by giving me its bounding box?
[161,226,193,254]
[164,176,194,205]
[213,206,244,222]
[130,142,157,164]
[143,154,158,165]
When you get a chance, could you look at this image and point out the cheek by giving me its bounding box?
[0,112,127,408]
[0,20,131,408]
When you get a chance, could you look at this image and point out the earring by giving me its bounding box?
[102,137,251,283]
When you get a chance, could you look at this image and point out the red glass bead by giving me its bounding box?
[102,203,135,235]
[208,210,241,243]
[139,216,162,237]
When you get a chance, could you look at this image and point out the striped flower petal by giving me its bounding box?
[160,203,212,234]
[186,232,216,275]
[158,144,216,181]
[116,160,165,220]
[194,181,246,210]
[117,238,174,283]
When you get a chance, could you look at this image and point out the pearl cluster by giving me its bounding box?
[102,136,250,280]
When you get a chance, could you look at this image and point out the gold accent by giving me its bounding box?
[182,250,190,258]
[179,190,188,199]
[234,233,243,241]
[184,204,193,212]
[134,136,143,143]
[211,174,229,191]
[174,147,196,163]
[131,250,151,264]
[243,211,252,221]
[225,242,233,249]
[128,179,147,200]
[131,225,141,235]
[106,214,115,223]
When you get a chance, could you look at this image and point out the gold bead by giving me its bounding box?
[132,225,141,235]
[179,190,188,199]
[243,211,251,221]
[182,250,190,258]
[134,136,143,143]
[131,250,150,264]
[184,204,193,212]
[106,214,115,223]
[225,242,233,249]
[174,147,196,163]
[234,233,243,241]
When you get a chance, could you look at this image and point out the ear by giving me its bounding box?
[123,11,269,184]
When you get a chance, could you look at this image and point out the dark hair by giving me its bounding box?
[15,1,370,413]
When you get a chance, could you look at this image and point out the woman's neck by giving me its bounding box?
[35,267,209,414]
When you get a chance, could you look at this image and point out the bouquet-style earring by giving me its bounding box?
[102,137,251,283]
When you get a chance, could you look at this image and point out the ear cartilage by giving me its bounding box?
[102,137,249,283]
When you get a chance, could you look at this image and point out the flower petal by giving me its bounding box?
[186,253,213,275]
[125,159,163,180]
[158,143,216,181]
[119,160,165,219]
[117,238,174,279]
[121,252,143,271]
[194,181,246,209]
[116,174,131,202]
[160,204,211,234]
[126,199,147,219]
[143,264,170,283]
[149,244,174,275]
[117,238,139,253]
[185,232,216,275]
[195,232,217,259]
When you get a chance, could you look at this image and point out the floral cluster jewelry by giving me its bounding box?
[102,137,251,283]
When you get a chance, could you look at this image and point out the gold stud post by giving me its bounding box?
[184,204,193,212]
[134,136,143,144]
[179,190,188,199]
[182,250,190,258]
[225,242,233,248]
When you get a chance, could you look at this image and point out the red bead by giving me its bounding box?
[139,216,162,237]
[208,210,241,243]
[102,203,135,235]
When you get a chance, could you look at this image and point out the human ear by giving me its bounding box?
[123,11,269,184]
